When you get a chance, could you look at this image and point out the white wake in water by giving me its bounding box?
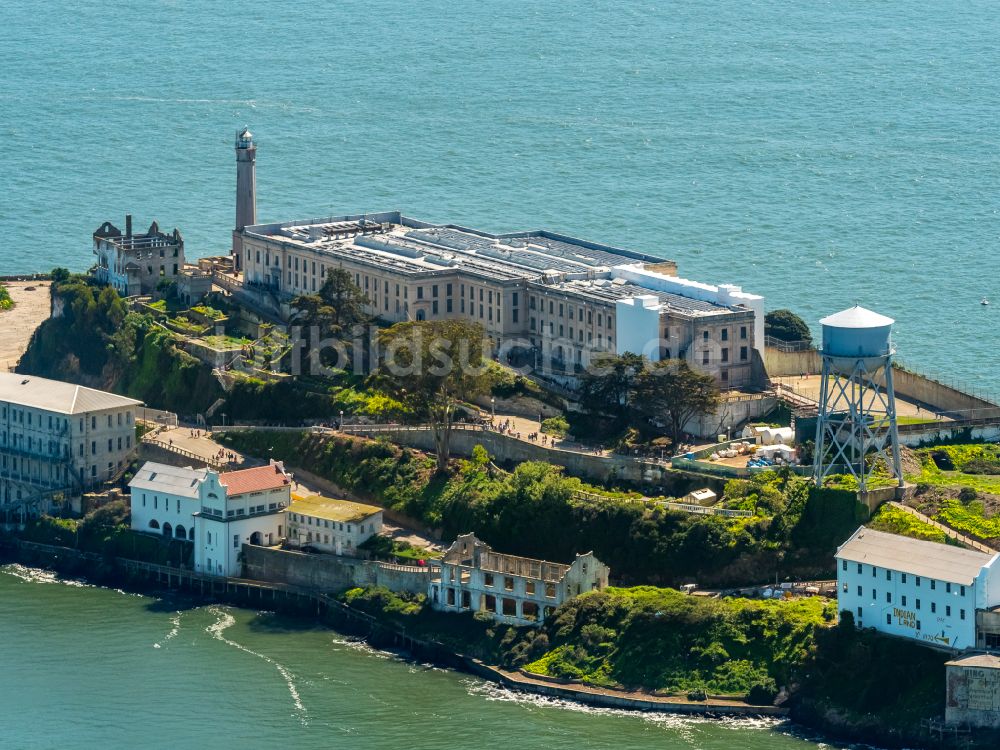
[463,678,785,736]
[206,606,308,723]
[1,563,91,588]
[153,611,183,650]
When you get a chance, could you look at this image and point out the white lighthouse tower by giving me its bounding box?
[812,305,904,492]
[232,127,257,271]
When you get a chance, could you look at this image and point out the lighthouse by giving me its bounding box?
[232,127,257,271]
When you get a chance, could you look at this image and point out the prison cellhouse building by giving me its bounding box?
[836,527,1000,651]
[229,131,764,389]
[429,533,610,626]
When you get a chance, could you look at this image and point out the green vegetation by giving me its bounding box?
[577,353,720,445]
[764,309,812,344]
[18,271,129,378]
[120,328,224,415]
[540,415,569,437]
[0,284,13,311]
[190,304,226,320]
[200,334,249,350]
[909,444,1000,493]
[219,429,867,587]
[524,587,833,696]
[19,501,191,567]
[357,535,442,561]
[340,584,831,702]
[867,503,947,543]
[793,612,947,740]
[375,319,490,471]
[935,499,1000,541]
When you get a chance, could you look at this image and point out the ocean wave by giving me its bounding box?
[206,606,308,723]
[463,679,862,748]
[329,635,394,660]
[0,563,92,588]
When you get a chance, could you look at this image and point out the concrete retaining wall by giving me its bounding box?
[351,426,671,486]
[891,368,997,414]
[241,545,429,594]
[899,424,1000,448]
[764,347,997,416]
[764,347,821,377]
[138,441,215,470]
[464,660,788,717]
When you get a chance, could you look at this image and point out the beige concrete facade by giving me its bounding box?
[0,373,142,515]
[429,532,610,625]
[93,215,185,296]
[236,213,763,387]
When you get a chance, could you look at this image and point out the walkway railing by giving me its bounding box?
[764,337,814,353]
[570,490,753,518]
[141,434,227,470]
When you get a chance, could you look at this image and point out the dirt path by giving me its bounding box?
[0,281,51,371]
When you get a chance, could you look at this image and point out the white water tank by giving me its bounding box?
[819,305,893,359]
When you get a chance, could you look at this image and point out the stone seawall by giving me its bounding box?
[464,660,789,717]
[241,544,429,594]
[348,426,670,486]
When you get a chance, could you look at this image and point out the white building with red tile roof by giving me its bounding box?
[129,459,292,577]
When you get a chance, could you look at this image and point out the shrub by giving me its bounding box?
[746,679,779,705]
[764,309,812,343]
[540,415,570,437]
[958,487,979,503]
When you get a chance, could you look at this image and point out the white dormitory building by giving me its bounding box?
[0,372,141,516]
[286,494,382,557]
[129,460,292,577]
[429,533,610,626]
[836,527,1000,651]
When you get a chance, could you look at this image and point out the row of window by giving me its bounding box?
[288,512,375,535]
[843,560,966,596]
[849,584,967,620]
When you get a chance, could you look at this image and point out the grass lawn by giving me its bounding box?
[200,334,251,350]
[908,445,1000,494]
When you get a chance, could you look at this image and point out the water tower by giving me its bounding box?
[813,305,903,491]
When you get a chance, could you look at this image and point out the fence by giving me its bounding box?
[570,490,752,518]
[141,435,226,470]
[764,336,814,353]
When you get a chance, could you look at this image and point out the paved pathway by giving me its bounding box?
[772,374,943,419]
[146,425,442,551]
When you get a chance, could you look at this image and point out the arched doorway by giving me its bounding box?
[175,525,186,540]
[162,522,172,537]
[148,519,160,530]
[250,531,262,546]
[416,309,426,321]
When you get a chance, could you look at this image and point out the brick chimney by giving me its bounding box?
[125,214,133,238]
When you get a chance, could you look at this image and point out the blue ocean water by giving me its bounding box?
[1,0,998,392]
[0,566,842,750]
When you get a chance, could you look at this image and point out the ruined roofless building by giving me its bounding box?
[93,214,185,296]
[429,533,610,625]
